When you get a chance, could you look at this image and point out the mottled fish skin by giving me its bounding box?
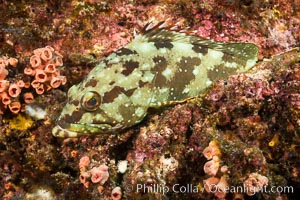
[52,23,259,137]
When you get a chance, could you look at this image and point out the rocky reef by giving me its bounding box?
[0,0,299,199]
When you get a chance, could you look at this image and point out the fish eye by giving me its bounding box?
[81,91,101,111]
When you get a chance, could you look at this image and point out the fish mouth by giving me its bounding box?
[52,120,122,137]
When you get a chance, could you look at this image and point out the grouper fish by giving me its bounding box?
[52,22,259,137]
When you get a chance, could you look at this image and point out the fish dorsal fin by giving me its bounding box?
[138,21,259,69]
[139,21,195,43]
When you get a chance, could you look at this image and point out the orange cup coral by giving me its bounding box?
[203,156,220,176]
[35,84,45,95]
[24,67,35,76]
[0,80,9,92]
[203,177,220,193]
[79,172,91,188]
[0,65,8,80]
[23,92,34,104]
[8,83,21,98]
[90,165,109,184]
[40,47,53,61]
[50,77,62,88]
[8,58,18,67]
[111,187,122,200]
[203,140,221,160]
[8,102,21,114]
[79,156,90,170]
[30,55,42,68]
[243,173,268,196]
[35,69,48,83]
[1,92,11,105]
[0,47,66,114]
[26,46,66,96]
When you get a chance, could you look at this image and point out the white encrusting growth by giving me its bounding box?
[25,104,47,120]
[117,160,128,173]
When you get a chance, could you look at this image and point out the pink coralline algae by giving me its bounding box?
[268,21,297,50]
[0,47,66,114]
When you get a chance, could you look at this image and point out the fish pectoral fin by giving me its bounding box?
[149,96,197,108]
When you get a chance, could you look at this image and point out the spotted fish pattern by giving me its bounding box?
[52,22,259,137]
